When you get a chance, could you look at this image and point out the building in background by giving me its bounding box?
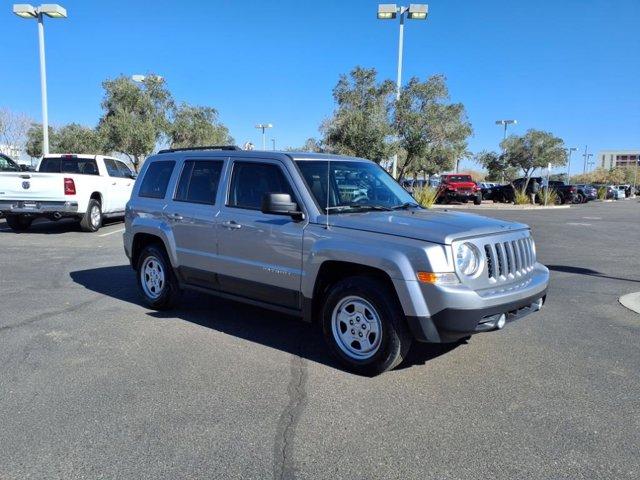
[598,150,640,169]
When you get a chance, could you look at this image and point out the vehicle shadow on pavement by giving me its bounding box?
[0,217,123,234]
[70,265,460,375]
[548,264,640,284]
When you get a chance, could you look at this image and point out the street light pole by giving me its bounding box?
[565,147,578,183]
[495,119,517,182]
[13,4,67,156]
[254,123,273,150]
[271,138,276,151]
[36,12,49,155]
[377,3,428,179]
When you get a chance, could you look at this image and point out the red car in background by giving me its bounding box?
[437,174,482,205]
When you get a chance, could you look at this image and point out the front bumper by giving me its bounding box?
[405,264,549,343]
[444,190,479,201]
[0,200,79,216]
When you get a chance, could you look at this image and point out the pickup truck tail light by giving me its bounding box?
[64,177,76,195]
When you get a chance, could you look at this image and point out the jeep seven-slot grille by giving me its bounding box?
[484,237,535,279]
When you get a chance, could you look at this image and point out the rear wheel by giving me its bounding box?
[5,215,33,232]
[137,244,180,310]
[473,194,482,205]
[321,276,412,376]
[80,199,102,232]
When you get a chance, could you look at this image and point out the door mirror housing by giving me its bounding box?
[261,193,305,221]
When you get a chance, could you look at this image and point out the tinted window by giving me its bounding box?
[228,162,294,210]
[174,160,223,205]
[0,155,20,172]
[116,161,133,178]
[39,157,99,175]
[139,161,175,199]
[104,159,120,177]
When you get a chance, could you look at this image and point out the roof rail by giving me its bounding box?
[157,145,242,154]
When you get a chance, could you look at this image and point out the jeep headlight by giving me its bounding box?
[455,242,481,276]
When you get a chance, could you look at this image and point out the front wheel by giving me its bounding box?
[473,194,482,205]
[321,276,412,376]
[5,215,33,232]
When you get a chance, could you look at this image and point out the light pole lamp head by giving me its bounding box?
[13,3,67,18]
[407,4,428,19]
[39,4,67,18]
[255,123,273,129]
[495,119,517,126]
[13,4,37,18]
[377,4,398,19]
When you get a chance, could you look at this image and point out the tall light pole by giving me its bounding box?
[271,138,276,151]
[582,145,593,174]
[13,4,67,156]
[565,147,578,183]
[377,3,428,178]
[495,119,517,183]
[255,123,273,150]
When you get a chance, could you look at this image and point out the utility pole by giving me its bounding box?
[271,138,276,151]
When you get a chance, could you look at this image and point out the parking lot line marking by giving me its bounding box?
[99,228,125,237]
[567,222,592,226]
[582,216,602,220]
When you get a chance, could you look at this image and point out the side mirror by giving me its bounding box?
[129,173,138,179]
[19,164,31,171]
[261,193,305,221]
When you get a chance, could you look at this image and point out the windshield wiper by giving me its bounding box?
[325,204,393,213]
[390,202,421,210]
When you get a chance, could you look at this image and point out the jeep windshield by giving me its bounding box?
[444,175,473,182]
[296,160,419,213]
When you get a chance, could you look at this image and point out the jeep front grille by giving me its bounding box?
[484,237,535,279]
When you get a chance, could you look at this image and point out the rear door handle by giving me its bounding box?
[222,220,242,230]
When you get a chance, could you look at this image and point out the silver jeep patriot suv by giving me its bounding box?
[123,147,549,375]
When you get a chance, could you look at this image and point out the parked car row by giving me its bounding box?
[401,173,637,206]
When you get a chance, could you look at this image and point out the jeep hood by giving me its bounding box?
[322,209,529,244]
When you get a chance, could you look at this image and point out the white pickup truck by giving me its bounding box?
[0,154,136,232]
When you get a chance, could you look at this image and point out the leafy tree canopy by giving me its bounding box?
[500,129,567,182]
[169,103,233,148]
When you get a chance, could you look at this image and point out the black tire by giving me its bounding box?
[321,276,412,376]
[573,194,583,204]
[136,244,180,310]
[5,215,33,232]
[473,195,482,205]
[80,199,102,232]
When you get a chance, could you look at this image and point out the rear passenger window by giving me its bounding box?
[139,161,175,199]
[174,160,223,205]
[104,159,120,177]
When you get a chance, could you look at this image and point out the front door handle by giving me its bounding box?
[222,220,242,230]
[167,213,183,221]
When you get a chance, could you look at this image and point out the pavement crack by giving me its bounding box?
[273,350,308,480]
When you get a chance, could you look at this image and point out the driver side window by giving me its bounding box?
[228,162,295,210]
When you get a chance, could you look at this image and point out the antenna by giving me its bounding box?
[325,158,330,230]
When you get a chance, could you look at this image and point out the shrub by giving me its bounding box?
[413,186,439,208]
[513,188,530,205]
[541,188,560,206]
[597,187,608,200]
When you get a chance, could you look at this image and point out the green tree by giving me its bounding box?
[287,137,325,153]
[475,150,519,182]
[25,123,55,158]
[169,103,233,148]
[321,67,395,163]
[500,129,567,187]
[98,74,173,170]
[54,123,107,154]
[394,75,472,179]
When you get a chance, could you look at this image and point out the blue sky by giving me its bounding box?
[2,0,639,173]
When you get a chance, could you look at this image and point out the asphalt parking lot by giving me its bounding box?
[1,201,639,480]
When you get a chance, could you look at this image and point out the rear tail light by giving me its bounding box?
[64,177,76,195]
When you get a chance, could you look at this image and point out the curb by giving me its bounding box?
[432,204,571,211]
[619,292,640,315]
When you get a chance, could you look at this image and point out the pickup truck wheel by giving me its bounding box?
[322,276,412,375]
[80,199,102,232]
[137,244,180,310]
[5,215,33,232]
[473,195,482,205]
